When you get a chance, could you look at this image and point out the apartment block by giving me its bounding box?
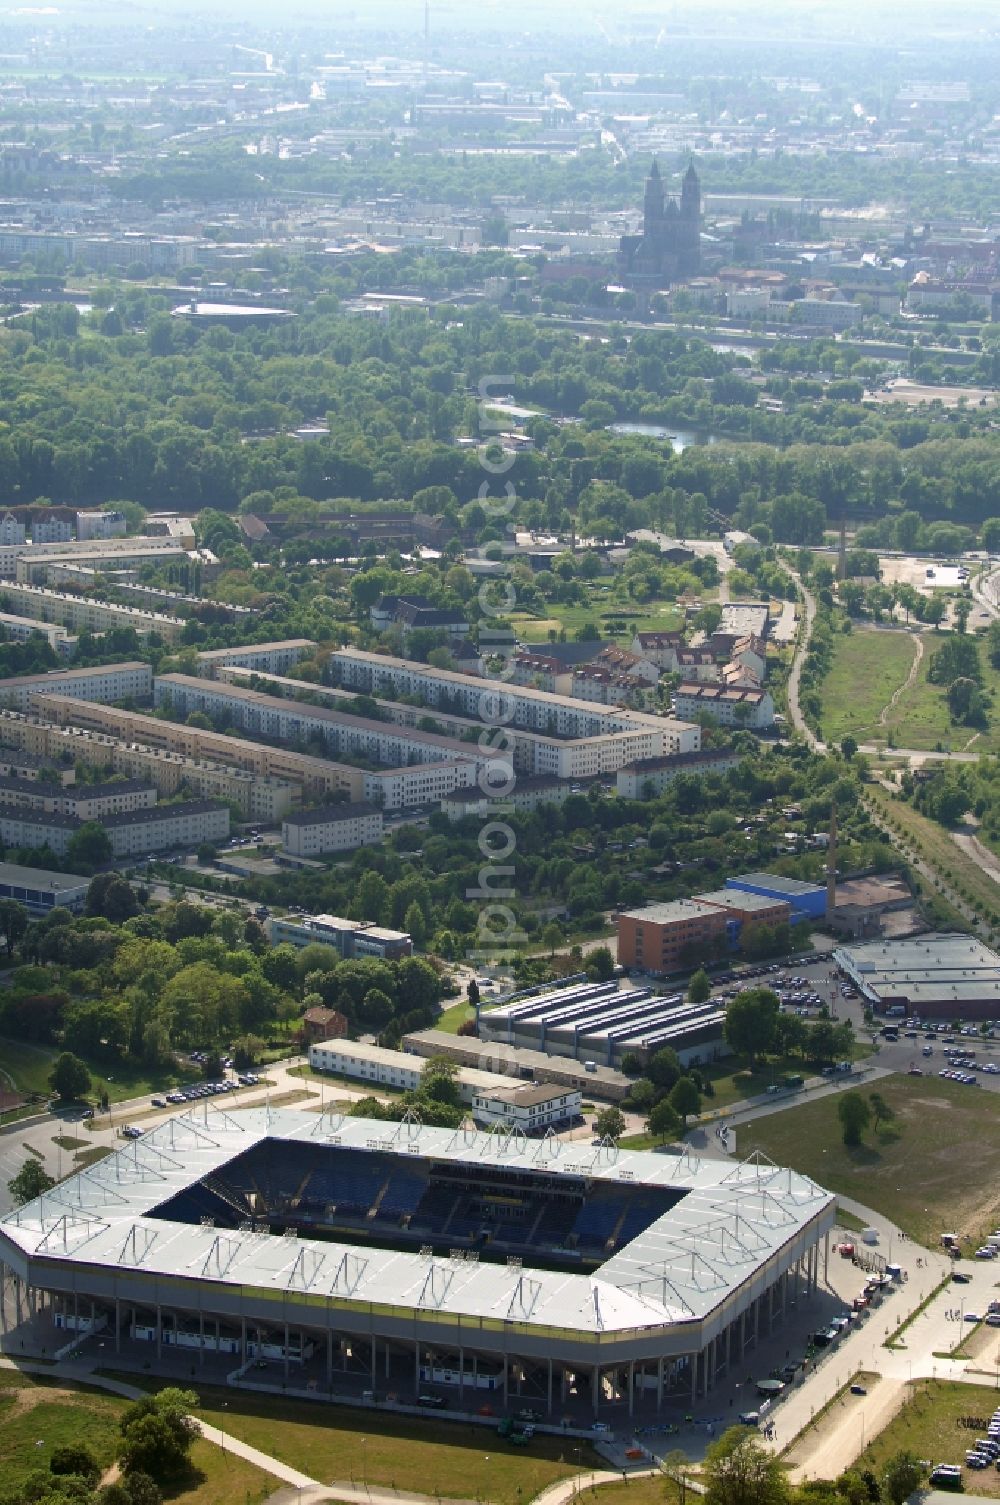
[0,661,152,713]
[673,683,775,728]
[0,582,185,642]
[0,709,296,822]
[194,639,317,680]
[153,674,492,776]
[0,610,76,658]
[102,800,230,859]
[0,796,229,859]
[616,749,743,799]
[281,802,383,857]
[228,665,698,778]
[28,696,364,800]
[329,646,677,742]
[76,510,127,541]
[0,775,156,820]
[0,535,184,583]
[617,900,729,973]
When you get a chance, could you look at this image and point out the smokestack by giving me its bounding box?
[826,803,837,918]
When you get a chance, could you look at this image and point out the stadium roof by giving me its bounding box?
[2,1106,832,1334]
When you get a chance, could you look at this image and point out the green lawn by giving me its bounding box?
[865,786,1000,930]
[435,999,476,1033]
[735,1074,1000,1247]
[816,628,918,745]
[0,1372,271,1505]
[183,1381,601,1504]
[881,632,1000,755]
[0,1035,202,1111]
[857,1379,1000,1496]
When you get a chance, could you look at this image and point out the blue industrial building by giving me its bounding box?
[725,871,827,924]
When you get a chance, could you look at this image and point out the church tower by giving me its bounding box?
[643,158,664,241]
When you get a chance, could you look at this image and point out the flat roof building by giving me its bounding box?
[0,661,152,714]
[0,859,88,912]
[281,803,383,857]
[833,933,1000,1020]
[269,912,412,961]
[617,900,729,975]
[726,872,827,924]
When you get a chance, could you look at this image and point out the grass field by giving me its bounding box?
[507,596,683,646]
[735,1075,1000,1247]
[0,1371,272,1505]
[0,1035,202,1110]
[178,1381,601,1504]
[857,1380,1000,1496]
[435,999,476,1033]
[818,629,918,745]
[884,634,1000,755]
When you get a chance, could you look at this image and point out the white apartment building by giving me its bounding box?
[362,759,479,808]
[616,749,743,799]
[0,535,184,582]
[440,775,573,822]
[673,683,775,729]
[0,513,25,547]
[153,674,492,775]
[281,802,383,856]
[76,510,127,541]
[329,647,671,741]
[0,582,185,642]
[0,775,156,820]
[0,708,296,822]
[470,1082,583,1132]
[220,666,698,780]
[0,661,152,713]
[307,1039,519,1110]
[195,639,317,680]
[102,800,230,859]
[0,611,75,658]
[0,796,229,859]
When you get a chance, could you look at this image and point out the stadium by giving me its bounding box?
[0,1104,834,1421]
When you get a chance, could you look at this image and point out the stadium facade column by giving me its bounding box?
[458,1346,464,1400]
[0,1260,5,1320]
[503,1355,509,1407]
[283,1322,290,1381]
[547,1357,553,1414]
[115,1298,121,1354]
[326,1329,333,1385]
[371,1336,377,1390]
[199,1308,205,1364]
[592,1363,600,1417]
[414,1339,420,1392]
[726,1321,732,1372]
[155,1303,162,1359]
[824,1231,830,1284]
[241,1315,247,1362]
[627,1360,635,1416]
[656,1357,664,1410]
[690,1353,697,1405]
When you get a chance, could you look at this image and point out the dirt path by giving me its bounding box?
[784,1378,908,1483]
[878,633,923,727]
[951,831,1000,890]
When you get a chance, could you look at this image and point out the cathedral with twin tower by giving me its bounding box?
[617,158,701,284]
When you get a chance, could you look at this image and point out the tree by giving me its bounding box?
[119,1389,199,1481]
[421,1054,460,1107]
[869,1092,896,1133]
[882,1451,923,1505]
[840,736,858,761]
[466,978,480,1007]
[86,873,140,923]
[688,968,711,1004]
[837,1091,871,1147]
[8,1156,56,1205]
[724,988,780,1067]
[648,1046,682,1091]
[594,1106,626,1141]
[648,1098,682,1142]
[67,820,114,872]
[0,897,28,956]
[541,921,563,955]
[49,1050,91,1102]
[50,1443,100,1484]
[586,945,615,982]
[669,1076,702,1127]
[703,1427,791,1505]
[404,901,427,947]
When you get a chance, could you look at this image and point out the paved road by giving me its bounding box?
[784,569,821,750]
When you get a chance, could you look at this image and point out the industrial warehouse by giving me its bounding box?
[477,978,727,1067]
[833,933,1000,1020]
[0,1105,834,1420]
